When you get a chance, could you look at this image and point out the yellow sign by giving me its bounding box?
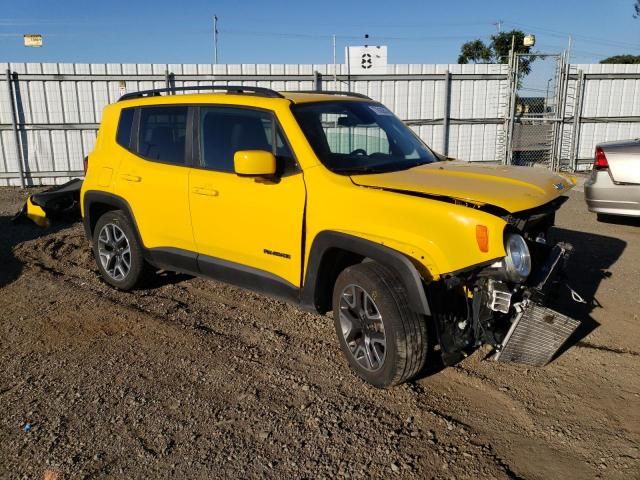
[24,34,43,47]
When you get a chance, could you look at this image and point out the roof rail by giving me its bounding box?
[119,85,284,102]
[288,90,372,100]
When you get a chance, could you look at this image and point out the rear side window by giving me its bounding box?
[116,108,135,149]
[136,106,188,165]
[199,106,296,174]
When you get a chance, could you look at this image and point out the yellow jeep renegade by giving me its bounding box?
[81,85,578,388]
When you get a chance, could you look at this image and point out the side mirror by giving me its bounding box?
[234,150,276,177]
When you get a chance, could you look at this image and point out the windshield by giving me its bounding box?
[291,101,438,174]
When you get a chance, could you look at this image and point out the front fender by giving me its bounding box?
[302,230,431,316]
[303,167,508,281]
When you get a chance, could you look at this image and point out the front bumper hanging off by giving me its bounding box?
[12,179,82,227]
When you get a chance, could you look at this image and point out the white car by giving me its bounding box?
[585,139,640,218]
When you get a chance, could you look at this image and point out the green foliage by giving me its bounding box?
[492,30,534,75]
[635,0,640,18]
[600,54,640,64]
[457,30,534,76]
[457,39,492,64]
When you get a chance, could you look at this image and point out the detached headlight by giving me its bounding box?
[504,233,531,282]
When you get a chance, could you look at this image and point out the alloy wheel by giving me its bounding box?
[339,284,386,371]
[97,223,132,281]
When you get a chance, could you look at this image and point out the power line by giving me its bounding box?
[536,43,626,59]
[219,29,489,42]
[503,20,640,52]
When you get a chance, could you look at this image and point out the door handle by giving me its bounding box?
[120,174,142,183]
[192,187,219,197]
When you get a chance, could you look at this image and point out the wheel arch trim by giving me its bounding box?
[82,190,145,248]
[302,231,431,316]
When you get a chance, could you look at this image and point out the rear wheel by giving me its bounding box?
[332,262,428,388]
[92,210,149,290]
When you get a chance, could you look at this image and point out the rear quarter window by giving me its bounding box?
[116,108,135,149]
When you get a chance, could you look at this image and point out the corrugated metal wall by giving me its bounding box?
[571,64,640,168]
[4,61,635,184]
[0,62,509,186]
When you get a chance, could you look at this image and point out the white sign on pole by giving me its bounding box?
[345,45,388,73]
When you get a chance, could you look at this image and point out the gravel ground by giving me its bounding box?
[0,187,638,480]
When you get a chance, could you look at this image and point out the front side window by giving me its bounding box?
[199,107,295,174]
[291,101,438,174]
[137,106,188,164]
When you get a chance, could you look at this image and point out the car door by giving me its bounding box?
[189,105,306,288]
[115,105,196,259]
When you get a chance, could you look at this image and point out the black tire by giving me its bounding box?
[332,262,428,388]
[92,210,150,290]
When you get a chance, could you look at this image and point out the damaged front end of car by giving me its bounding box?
[428,198,582,367]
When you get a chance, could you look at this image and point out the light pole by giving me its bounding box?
[545,78,552,114]
[213,16,219,65]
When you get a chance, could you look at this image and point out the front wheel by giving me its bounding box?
[332,262,428,388]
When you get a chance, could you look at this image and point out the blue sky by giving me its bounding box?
[0,0,638,66]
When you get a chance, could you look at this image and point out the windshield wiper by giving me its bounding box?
[331,165,387,174]
[333,160,433,175]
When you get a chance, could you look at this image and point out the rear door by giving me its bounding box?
[115,105,196,256]
[188,105,306,287]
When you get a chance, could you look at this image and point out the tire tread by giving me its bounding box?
[333,261,428,387]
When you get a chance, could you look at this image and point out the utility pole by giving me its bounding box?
[493,19,503,33]
[213,15,219,65]
[332,34,337,88]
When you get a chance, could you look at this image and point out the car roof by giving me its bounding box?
[280,92,371,104]
[116,91,372,107]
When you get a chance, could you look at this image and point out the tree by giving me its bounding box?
[635,0,640,18]
[457,30,534,75]
[458,39,492,64]
[600,54,640,64]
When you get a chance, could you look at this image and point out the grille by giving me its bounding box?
[495,302,580,366]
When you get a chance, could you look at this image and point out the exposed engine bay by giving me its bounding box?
[428,196,581,367]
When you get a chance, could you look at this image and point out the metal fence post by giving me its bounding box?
[442,70,451,156]
[505,55,519,165]
[5,69,26,188]
[313,70,322,92]
[552,54,571,171]
[569,70,585,172]
[165,70,175,94]
[548,53,563,170]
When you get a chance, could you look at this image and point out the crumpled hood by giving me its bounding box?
[350,161,575,213]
